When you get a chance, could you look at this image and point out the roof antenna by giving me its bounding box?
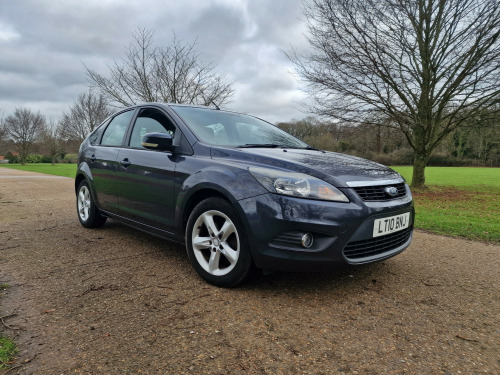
[211,101,220,110]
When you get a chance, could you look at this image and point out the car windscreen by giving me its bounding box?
[171,106,309,149]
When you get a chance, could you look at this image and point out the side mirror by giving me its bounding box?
[141,132,174,152]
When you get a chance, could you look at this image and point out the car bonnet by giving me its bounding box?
[211,147,403,187]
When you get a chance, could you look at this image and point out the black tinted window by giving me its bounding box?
[101,110,134,146]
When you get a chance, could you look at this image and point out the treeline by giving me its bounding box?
[277,117,500,167]
[1,100,499,167]
[0,28,234,166]
[0,92,112,165]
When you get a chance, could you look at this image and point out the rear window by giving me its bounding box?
[100,110,135,146]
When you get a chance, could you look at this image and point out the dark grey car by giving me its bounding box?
[75,103,414,287]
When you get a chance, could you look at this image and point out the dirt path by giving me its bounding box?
[0,167,498,374]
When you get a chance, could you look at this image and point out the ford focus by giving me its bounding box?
[75,103,414,287]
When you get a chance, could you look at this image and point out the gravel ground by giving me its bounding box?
[0,167,499,375]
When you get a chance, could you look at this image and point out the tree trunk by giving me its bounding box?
[411,153,429,188]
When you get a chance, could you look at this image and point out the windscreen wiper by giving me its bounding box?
[278,145,321,151]
[236,144,282,148]
[236,144,321,151]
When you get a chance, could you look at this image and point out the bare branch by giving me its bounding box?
[86,29,234,108]
[290,0,500,186]
[4,108,45,165]
[59,90,113,143]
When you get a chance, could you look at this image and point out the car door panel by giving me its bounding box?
[87,109,136,213]
[113,107,179,231]
[115,149,177,230]
[87,146,121,211]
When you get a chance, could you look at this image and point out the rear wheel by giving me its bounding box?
[186,198,253,287]
[77,180,107,228]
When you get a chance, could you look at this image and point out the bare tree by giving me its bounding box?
[0,114,9,157]
[59,91,113,143]
[4,108,45,165]
[86,29,234,108]
[41,120,62,165]
[0,113,6,143]
[290,0,500,187]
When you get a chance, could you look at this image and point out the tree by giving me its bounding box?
[4,108,45,165]
[0,113,5,139]
[0,115,7,146]
[86,28,234,108]
[276,116,319,139]
[59,91,113,143]
[41,121,62,165]
[290,0,500,187]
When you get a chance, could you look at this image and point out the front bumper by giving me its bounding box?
[234,186,414,272]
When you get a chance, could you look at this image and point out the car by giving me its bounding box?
[75,103,414,287]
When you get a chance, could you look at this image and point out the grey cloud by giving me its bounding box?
[0,0,309,122]
[187,3,247,61]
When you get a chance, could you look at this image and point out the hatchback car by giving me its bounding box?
[75,103,414,287]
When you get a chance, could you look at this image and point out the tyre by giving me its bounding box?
[186,197,253,287]
[76,180,107,228]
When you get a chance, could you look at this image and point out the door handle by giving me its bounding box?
[120,158,131,167]
[90,154,96,162]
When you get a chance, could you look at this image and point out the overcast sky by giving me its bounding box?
[0,0,312,124]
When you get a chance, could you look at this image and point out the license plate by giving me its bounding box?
[373,212,410,238]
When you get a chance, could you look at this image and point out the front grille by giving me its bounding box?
[343,226,412,260]
[352,183,406,201]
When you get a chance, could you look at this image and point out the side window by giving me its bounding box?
[129,108,176,148]
[101,110,134,146]
[88,119,109,145]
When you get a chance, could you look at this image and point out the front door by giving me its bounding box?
[115,108,179,231]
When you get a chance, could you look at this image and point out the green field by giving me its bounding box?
[1,164,498,242]
[393,167,500,242]
[392,166,500,191]
[0,163,77,177]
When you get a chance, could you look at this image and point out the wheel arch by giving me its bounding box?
[75,162,93,194]
[75,173,86,194]
[74,163,104,213]
[180,187,232,234]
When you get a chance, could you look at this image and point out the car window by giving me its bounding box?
[171,106,308,148]
[101,110,135,146]
[129,108,176,148]
[88,119,110,145]
[235,123,263,143]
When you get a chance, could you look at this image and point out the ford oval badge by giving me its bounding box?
[385,186,398,197]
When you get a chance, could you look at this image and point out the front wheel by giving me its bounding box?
[77,180,107,228]
[186,198,253,287]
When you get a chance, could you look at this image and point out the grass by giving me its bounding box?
[0,163,77,178]
[0,163,498,242]
[392,166,500,242]
[0,284,17,369]
[392,166,500,191]
[0,336,17,369]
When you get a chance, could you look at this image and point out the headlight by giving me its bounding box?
[249,167,349,202]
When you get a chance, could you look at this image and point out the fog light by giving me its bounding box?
[301,233,314,248]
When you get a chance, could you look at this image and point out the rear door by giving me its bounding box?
[115,107,179,232]
[89,109,135,212]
